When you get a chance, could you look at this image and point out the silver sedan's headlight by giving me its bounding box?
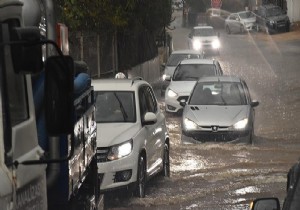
[212,39,220,49]
[233,118,248,129]
[192,39,202,51]
[183,118,198,130]
[107,139,133,161]
[167,89,178,98]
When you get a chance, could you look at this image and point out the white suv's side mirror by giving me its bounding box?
[164,75,172,81]
[143,112,157,125]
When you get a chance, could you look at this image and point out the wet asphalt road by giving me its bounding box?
[105,11,300,210]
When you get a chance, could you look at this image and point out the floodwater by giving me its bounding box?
[104,10,300,210]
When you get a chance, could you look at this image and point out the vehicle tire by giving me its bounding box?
[181,133,191,144]
[226,25,231,34]
[249,125,254,145]
[255,25,260,32]
[240,26,245,34]
[161,143,170,177]
[134,155,146,198]
[286,23,290,32]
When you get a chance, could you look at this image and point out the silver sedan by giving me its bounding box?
[181,76,259,144]
[225,11,257,34]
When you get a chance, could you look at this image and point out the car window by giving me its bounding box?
[173,64,217,81]
[239,11,255,19]
[94,91,136,123]
[266,7,284,17]
[144,86,157,113]
[193,28,215,36]
[229,14,236,20]
[189,82,247,105]
[166,54,201,66]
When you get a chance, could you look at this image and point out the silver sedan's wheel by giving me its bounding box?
[134,155,146,198]
[240,26,245,34]
[256,25,260,32]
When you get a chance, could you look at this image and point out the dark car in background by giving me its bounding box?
[254,4,290,34]
[250,159,300,210]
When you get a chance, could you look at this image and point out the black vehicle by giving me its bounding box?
[254,4,290,34]
[250,159,300,210]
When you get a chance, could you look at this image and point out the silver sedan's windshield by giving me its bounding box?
[189,82,247,105]
[239,11,255,19]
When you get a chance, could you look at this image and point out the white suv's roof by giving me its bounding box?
[179,58,215,65]
[92,78,149,91]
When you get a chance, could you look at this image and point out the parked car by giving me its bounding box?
[161,49,204,96]
[92,78,170,198]
[250,158,300,210]
[164,58,223,114]
[180,76,259,144]
[254,4,290,34]
[225,11,257,34]
[187,26,220,55]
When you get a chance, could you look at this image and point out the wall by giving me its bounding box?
[127,56,161,84]
[287,0,300,22]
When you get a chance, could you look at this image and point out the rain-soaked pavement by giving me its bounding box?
[104,10,300,210]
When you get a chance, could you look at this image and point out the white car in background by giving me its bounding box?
[187,26,220,55]
[225,11,257,34]
[161,49,204,96]
[164,58,223,114]
[92,78,170,198]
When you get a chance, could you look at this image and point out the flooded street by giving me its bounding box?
[105,10,300,210]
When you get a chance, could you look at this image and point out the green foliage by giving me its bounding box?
[56,0,172,34]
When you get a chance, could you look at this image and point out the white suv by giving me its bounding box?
[165,58,223,114]
[92,78,170,198]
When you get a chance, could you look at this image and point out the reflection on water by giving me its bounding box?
[234,186,260,195]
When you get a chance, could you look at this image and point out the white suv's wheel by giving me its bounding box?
[162,143,170,177]
[134,155,146,198]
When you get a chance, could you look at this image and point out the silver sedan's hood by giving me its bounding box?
[96,123,139,147]
[168,81,197,94]
[184,105,250,126]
